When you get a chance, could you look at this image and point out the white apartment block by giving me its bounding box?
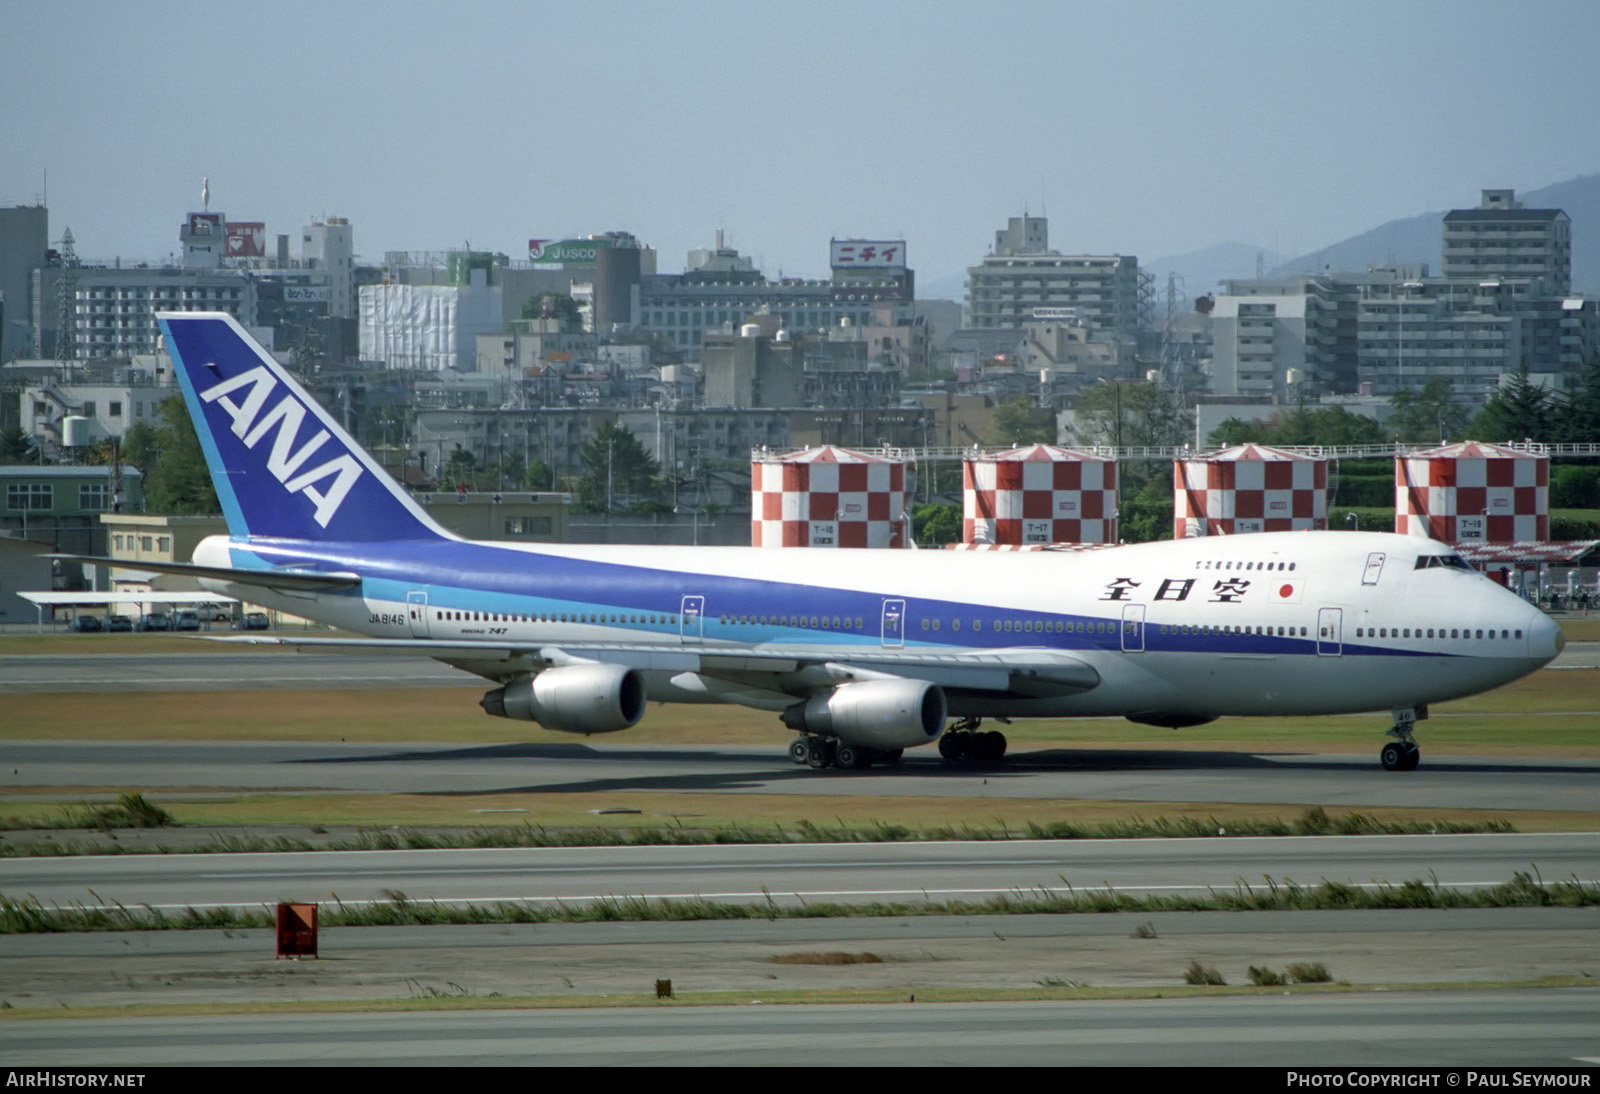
[1442,189,1571,295]
[71,268,256,358]
[965,217,1140,340]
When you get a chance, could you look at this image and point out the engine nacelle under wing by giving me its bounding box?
[481,663,646,734]
[782,679,947,750]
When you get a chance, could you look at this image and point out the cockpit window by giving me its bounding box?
[1413,555,1474,571]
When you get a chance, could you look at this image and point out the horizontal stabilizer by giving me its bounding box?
[49,554,361,593]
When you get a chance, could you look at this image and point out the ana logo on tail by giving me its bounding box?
[199,365,364,528]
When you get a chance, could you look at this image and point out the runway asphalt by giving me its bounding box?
[7,737,1598,811]
[3,988,1596,1066]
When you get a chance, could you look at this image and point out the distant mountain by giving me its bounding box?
[1270,173,1600,293]
[1142,241,1290,299]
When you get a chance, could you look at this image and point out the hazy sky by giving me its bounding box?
[4,0,1598,293]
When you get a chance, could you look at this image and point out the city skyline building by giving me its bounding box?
[964,215,1142,344]
[1442,189,1571,294]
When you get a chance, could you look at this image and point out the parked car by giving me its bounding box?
[173,609,201,631]
[136,611,171,632]
[105,614,134,632]
[66,615,102,632]
[197,602,231,622]
[238,611,271,631]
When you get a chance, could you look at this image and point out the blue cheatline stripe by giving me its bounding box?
[239,536,1439,659]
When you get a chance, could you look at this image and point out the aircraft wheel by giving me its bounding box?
[879,748,903,765]
[986,731,1008,760]
[1380,742,1407,771]
[834,743,863,769]
[788,738,811,765]
[806,738,834,769]
[938,732,965,761]
[1400,744,1421,771]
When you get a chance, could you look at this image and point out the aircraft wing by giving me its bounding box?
[206,635,1101,704]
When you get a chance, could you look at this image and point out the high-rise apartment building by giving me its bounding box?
[965,216,1140,341]
[301,218,355,318]
[1442,189,1571,294]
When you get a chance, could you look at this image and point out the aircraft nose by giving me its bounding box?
[1527,611,1564,663]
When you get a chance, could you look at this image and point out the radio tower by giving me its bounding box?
[1160,271,1188,398]
[53,227,79,367]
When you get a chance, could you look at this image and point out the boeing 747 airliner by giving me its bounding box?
[85,313,1563,771]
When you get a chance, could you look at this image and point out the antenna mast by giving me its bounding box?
[53,227,78,368]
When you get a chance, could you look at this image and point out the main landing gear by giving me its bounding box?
[938,717,1008,763]
[1380,706,1425,771]
[787,735,903,770]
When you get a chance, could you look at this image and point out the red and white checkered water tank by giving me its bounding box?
[1174,443,1328,538]
[751,446,908,547]
[1395,441,1548,544]
[962,445,1119,545]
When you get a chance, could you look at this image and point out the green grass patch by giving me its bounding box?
[1557,617,1600,642]
[4,870,1592,935]
[0,803,1539,856]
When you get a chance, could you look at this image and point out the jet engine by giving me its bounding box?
[782,679,947,750]
[481,664,646,734]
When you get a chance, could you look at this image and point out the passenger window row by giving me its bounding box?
[1356,626,1521,640]
[719,614,865,629]
[1159,624,1308,637]
[437,610,679,626]
[1196,560,1297,572]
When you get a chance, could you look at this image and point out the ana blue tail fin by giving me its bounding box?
[159,312,449,543]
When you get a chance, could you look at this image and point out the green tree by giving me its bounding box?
[1118,477,1174,543]
[1071,381,1187,450]
[142,394,219,514]
[0,426,38,464]
[443,445,475,490]
[988,396,1056,446]
[119,419,160,475]
[1554,350,1600,445]
[913,502,963,546]
[1388,377,1469,444]
[477,453,554,492]
[521,457,553,491]
[575,422,662,512]
[1467,365,1554,443]
[521,292,584,333]
[1207,406,1387,448]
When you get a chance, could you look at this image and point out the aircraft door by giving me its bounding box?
[407,591,430,638]
[1121,603,1146,652]
[1317,607,1342,656]
[881,599,906,648]
[1362,553,1386,586]
[680,595,705,644]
